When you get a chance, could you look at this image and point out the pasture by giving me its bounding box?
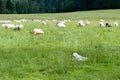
[0,9,120,80]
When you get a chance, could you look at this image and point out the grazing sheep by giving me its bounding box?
[85,20,90,25]
[1,24,6,28]
[41,21,47,25]
[99,21,105,27]
[16,25,24,28]
[114,22,118,27]
[13,26,20,30]
[20,19,27,22]
[33,28,44,35]
[14,20,21,23]
[106,22,112,27]
[13,25,24,30]
[56,22,66,28]
[2,24,15,29]
[33,19,40,22]
[78,21,85,27]
[0,20,12,23]
[73,52,88,61]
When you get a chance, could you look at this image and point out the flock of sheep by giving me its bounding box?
[99,19,118,27]
[0,19,119,62]
[0,19,119,35]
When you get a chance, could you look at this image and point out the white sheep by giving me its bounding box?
[33,19,40,22]
[41,21,47,25]
[14,20,21,23]
[0,20,12,23]
[56,22,66,28]
[20,19,27,22]
[16,25,24,28]
[114,22,118,27]
[78,21,85,27]
[73,52,88,61]
[99,21,105,27]
[85,20,90,25]
[2,24,15,29]
[1,24,6,27]
[13,25,24,30]
[33,28,44,35]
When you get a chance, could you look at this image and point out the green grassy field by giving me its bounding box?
[0,9,120,80]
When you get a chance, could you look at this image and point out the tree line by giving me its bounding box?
[0,0,120,14]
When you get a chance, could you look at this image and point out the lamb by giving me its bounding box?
[73,52,88,61]
[114,22,118,27]
[56,21,66,28]
[33,28,44,35]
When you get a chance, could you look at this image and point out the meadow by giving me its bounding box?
[0,9,120,80]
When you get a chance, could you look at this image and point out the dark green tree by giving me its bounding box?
[6,0,14,13]
[0,0,2,13]
[0,0,120,14]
